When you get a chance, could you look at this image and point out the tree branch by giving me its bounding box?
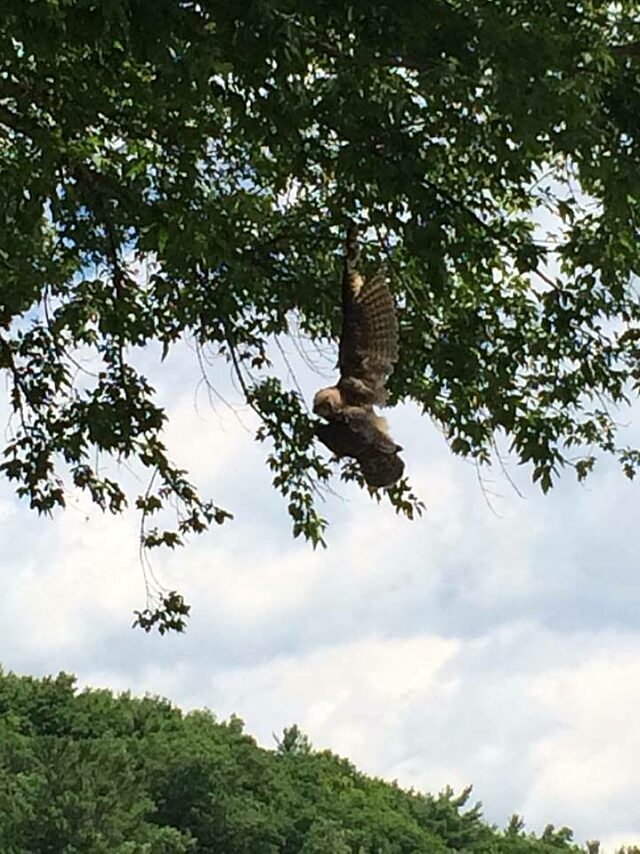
[611,41,640,59]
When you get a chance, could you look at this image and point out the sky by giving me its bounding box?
[2,335,640,852]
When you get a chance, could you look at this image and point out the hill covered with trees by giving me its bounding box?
[0,667,633,853]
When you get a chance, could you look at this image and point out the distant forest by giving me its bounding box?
[0,668,631,853]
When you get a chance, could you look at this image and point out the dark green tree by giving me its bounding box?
[1,1,639,624]
[0,666,613,854]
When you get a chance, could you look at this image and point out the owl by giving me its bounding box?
[313,223,404,488]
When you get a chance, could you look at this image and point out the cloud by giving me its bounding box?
[73,619,640,847]
[525,638,640,839]
[1,341,640,850]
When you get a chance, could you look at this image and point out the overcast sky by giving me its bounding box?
[2,335,640,852]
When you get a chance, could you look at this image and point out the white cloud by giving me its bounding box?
[2,342,640,850]
[524,640,640,839]
[1,494,139,656]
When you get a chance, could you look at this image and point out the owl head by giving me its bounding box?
[313,386,342,419]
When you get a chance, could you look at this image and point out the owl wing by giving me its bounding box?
[338,266,399,406]
[315,410,405,488]
[359,446,405,488]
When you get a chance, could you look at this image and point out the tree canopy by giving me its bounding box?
[1,1,639,624]
[0,666,625,852]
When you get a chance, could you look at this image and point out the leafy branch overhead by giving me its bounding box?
[1,1,639,621]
